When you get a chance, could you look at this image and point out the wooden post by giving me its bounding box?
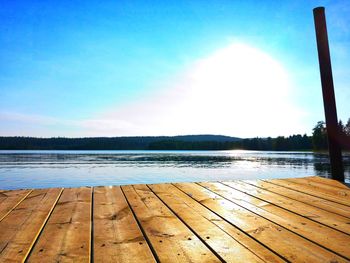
[313,7,344,181]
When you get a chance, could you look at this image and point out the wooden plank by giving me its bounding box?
[249,179,350,218]
[202,181,350,259]
[27,187,92,263]
[306,176,350,189]
[288,177,350,196]
[175,182,348,262]
[149,183,284,263]
[270,179,350,206]
[222,180,350,235]
[94,186,155,263]
[0,188,62,262]
[122,184,220,262]
[0,189,32,221]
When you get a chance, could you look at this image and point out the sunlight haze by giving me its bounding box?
[82,43,306,137]
[0,0,349,137]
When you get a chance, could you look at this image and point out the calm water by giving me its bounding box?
[0,150,349,190]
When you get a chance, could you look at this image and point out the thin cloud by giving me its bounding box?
[81,43,307,137]
[0,112,65,125]
[1,44,308,138]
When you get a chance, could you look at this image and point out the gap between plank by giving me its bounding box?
[120,186,160,263]
[171,183,288,263]
[0,190,33,222]
[23,188,64,263]
[245,180,350,219]
[222,181,350,236]
[146,184,225,263]
[200,182,350,261]
[265,180,350,207]
[90,187,94,263]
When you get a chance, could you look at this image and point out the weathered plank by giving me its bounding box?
[94,186,155,263]
[288,177,350,196]
[27,187,92,262]
[305,176,350,189]
[270,178,350,206]
[0,188,62,262]
[149,183,283,263]
[222,180,350,234]
[0,189,32,221]
[202,181,350,259]
[249,179,350,218]
[122,184,220,262]
[0,177,349,262]
[175,182,348,262]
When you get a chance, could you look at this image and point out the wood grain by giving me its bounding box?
[122,184,220,262]
[94,186,155,263]
[150,183,283,263]
[27,187,92,263]
[175,182,348,262]
[250,179,350,218]
[0,177,348,263]
[223,180,350,234]
[270,178,350,206]
[204,181,350,259]
[0,188,62,262]
[0,189,32,221]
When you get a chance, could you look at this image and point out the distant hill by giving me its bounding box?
[164,135,241,142]
[0,135,241,150]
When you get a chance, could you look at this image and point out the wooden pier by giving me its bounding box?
[0,176,349,262]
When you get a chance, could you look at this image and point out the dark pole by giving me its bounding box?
[313,7,344,181]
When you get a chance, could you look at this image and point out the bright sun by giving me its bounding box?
[87,43,306,137]
[164,43,304,137]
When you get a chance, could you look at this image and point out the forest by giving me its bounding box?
[0,119,349,151]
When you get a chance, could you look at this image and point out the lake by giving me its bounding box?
[0,150,349,190]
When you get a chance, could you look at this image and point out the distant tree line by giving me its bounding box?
[0,136,154,150]
[0,134,312,151]
[148,134,312,151]
[0,135,239,150]
[1,119,349,151]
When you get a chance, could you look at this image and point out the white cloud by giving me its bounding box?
[81,43,307,137]
[0,111,61,125]
[1,43,308,138]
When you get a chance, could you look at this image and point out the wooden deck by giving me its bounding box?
[0,176,349,262]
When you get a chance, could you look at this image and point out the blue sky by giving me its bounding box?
[0,0,349,137]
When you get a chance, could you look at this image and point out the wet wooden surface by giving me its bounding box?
[0,176,349,262]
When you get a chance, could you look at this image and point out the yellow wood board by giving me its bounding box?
[94,186,155,263]
[175,182,348,262]
[0,188,62,262]
[122,184,220,262]
[27,187,92,262]
[0,177,348,263]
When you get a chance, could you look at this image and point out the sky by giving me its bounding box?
[0,0,349,138]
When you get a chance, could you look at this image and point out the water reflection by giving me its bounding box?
[0,150,349,190]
